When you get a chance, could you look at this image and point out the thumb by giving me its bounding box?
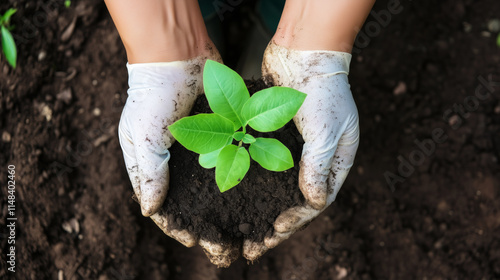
[325,122,359,207]
[299,117,359,210]
[118,115,170,217]
[134,142,170,216]
[298,144,331,210]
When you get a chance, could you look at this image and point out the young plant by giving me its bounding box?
[169,60,306,192]
[0,8,17,68]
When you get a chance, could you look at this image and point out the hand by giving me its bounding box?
[118,51,240,266]
[118,58,208,216]
[243,42,360,260]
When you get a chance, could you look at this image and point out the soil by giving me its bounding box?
[1,0,500,279]
[162,79,304,245]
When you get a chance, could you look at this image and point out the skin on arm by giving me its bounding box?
[273,0,376,52]
[104,0,214,63]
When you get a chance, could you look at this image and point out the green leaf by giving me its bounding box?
[497,33,500,48]
[199,137,232,168]
[64,0,71,8]
[216,145,250,192]
[242,134,256,144]
[1,26,17,68]
[1,8,17,25]
[203,60,250,129]
[169,113,235,154]
[249,138,294,171]
[241,87,306,132]
[233,131,245,141]
[199,148,222,169]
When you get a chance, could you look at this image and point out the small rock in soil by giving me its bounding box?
[494,104,500,114]
[92,108,101,116]
[335,265,348,279]
[61,16,77,42]
[393,81,407,96]
[56,88,72,104]
[62,218,80,234]
[487,19,500,33]
[35,102,53,122]
[448,114,460,127]
[2,131,11,143]
[38,51,47,61]
[463,22,472,33]
[481,31,491,38]
[239,223,253,235]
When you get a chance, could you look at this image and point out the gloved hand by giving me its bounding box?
[118,51,241,266]
[243,42,360,260]
[118,56,213,217]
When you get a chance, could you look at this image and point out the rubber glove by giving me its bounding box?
[118,51,241,265]
[118,52,221,217]
[243,42,360,260]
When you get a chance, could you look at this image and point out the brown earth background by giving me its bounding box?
[1,0,500,279]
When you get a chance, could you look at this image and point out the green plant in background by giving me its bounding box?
[64,0,71,8]
[497,33,500,48]
[169,60,306,192]
[0,8,17,69]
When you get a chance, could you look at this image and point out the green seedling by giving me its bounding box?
[169,60,306,192]
[0,8,17,68]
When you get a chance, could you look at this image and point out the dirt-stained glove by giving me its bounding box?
[243,42,360,261]
[118,51,240,266]
[118,57,210,217]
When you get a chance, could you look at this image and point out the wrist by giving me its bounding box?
[107,0,214,63]
[272,0,375,53]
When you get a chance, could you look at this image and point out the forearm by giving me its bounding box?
[273,0,376,52]
[104,0,213,63]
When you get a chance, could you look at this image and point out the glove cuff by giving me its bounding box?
[264,42,352,77]
[126,57,207,93]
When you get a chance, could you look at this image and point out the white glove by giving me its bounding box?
[244,42,360,260]
[118,52,240,266]
[118,54,220,216]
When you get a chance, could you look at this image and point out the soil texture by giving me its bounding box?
[1,0,500,279]
[162,80,304,245]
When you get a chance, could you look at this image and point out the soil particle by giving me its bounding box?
[238,223,253,235]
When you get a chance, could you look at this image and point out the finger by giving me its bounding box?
[135,143,170,217]
[274,205,320,233]
[325,123,359,206]
[264,231,292,249]
[118,115,141,202]
[298,126,344,210]
[242,240,268,261]
[198,239,240,268]
[150,213,198,247]
[263,205,320,249]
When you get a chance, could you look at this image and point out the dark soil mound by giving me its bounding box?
[161,80,305,244]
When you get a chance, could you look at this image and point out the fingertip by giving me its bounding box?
[140,179,168,217]
[264,231,292,249]
[140,202,158,217]
[198,239,240,268]
[140,188,166,217]
[298,164,328,210]
[149,213,198,247]
[242,240,268,261]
